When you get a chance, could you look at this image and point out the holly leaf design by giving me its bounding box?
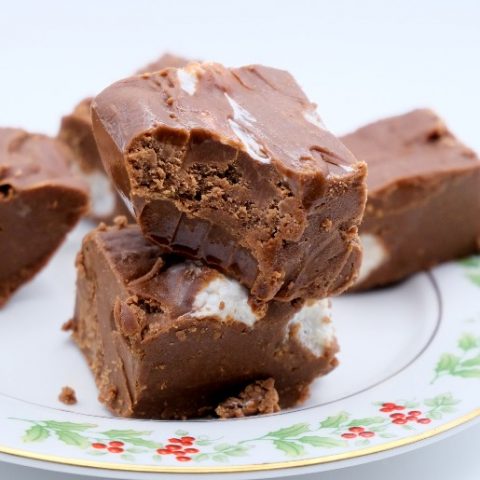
[98,429,160,448]
[175,429,189,437]
[273,439,305,456]
[222,446,250,457]
[193,453,209,462]
[468,273,480,287]
[87,450,108,456]
[424,393,460,407]
[126,447,148,454]
[461,355,480,367]
[297,436,345,448]
[435,354,460,374]
[379,432,397,439]
[212,454,229,463]
[319,412,349,429]
[369,424,389,433]
[458,334,479,351]
[347,417,385,427]
[43,421,96,431]
[120,453,135,462]
[459,257,480,268]
[22,425,49,443]
[122,437,162,449]
[214,443,235,452]
[267,423,310,438]
[152,454,163,462]
[460,257,480,286]
[454,369,480,378]
[55,430,89,449]
[438,406,455,414]
[196,440,214,446]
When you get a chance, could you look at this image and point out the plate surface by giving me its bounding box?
[0,222,479,478]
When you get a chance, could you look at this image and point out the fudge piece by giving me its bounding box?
[0,128,88,307]
[92,63,367,303]
[215,378,280,418]
[72,222,338,419]
[58,386,77,405]
[58,53,191,222]
[342,109,480,290]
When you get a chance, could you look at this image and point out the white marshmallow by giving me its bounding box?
[287,298,335,357]
[190,275,260,327]
[356,233,388,284]
[87,170,117,218]
[190,272,335,357]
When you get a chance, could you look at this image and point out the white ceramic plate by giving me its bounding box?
[0,222,479,479]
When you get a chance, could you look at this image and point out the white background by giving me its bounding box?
[1,0,480,478]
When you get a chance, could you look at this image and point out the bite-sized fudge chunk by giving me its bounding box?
[58,386,77,405]
[72,221,338,419]
[0,128,88,307]
[342,109,480,290]
[58,53,191,222]
[92,63,367,303]
[215,378,280,418]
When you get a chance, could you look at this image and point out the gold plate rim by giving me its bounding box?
[0,408,479,474]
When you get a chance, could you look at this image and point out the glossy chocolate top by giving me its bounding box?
[0,128,87,192]
[342,109,480,193]
[92,63,361,184]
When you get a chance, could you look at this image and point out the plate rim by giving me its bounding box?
[0,408,478,474]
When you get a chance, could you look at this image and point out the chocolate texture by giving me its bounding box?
[0,128,88,306]
[72,222,338,419]
[215,378,280,418]
[342,109,480,290]
[58,54,191,222]
[92,63,367,303]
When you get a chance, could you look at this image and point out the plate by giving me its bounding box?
[0,222,479,479]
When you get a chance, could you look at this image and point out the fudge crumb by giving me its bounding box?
[321,218,333,231]
[59,386,77,405]
[215,378,280,418]
[100,386,118,404]
[113,215,129,229]
[61,318,75,332]
[97,221,107,232]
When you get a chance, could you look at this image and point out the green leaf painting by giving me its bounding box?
[433,333,480,383]
[460,256,480,287]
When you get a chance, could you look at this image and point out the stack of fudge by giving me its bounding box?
[71,61,368,419]
[2,52,480,420]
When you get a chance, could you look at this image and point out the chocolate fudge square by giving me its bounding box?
[72,222,338,419]
[0,128,88,306]
[92,63,367,303]
[342,109,480,290]
[58,54,191,222]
